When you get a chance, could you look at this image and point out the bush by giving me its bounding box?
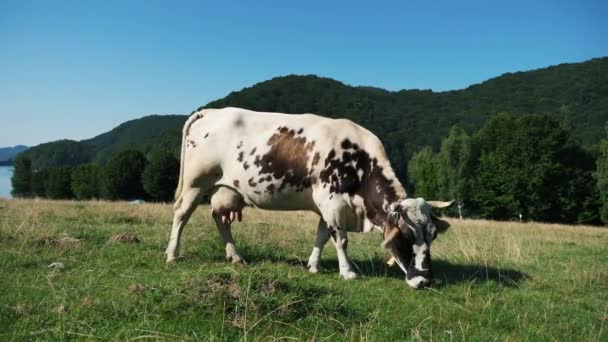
[142,150,179,202]
[71,164,102,200]
[11,155,32,197]
[44,167,74,199]
[102,150,147,200]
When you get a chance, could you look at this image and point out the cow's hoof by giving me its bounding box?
[341,271,358,280]
[166,254,177,263]
[308,266,320,274]
[229,255,247,265]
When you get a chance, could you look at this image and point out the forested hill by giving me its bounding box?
[0,145,28,162]
[22,57,608,180]
[22,115,184,169]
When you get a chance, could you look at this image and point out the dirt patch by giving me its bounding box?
[12,303,33,315]
[109,232,140,243]
[81,297,95,307]
[128,284,145,294]
[212,279,241,299]
[56,304,67,316]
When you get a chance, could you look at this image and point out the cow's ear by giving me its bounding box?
[432,215,450,234]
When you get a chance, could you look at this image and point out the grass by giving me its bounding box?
[0,199,607,341]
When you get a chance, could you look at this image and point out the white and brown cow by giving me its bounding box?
[165,107,453,288]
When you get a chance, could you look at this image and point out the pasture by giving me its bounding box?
[0,199,606,340]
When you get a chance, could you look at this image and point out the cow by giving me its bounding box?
[165,107,453,288]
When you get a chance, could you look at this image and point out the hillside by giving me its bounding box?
[22,115,184,169]
[0,145,28,162]
[21,57,608,180]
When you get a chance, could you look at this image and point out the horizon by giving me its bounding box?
[1,1,607,146]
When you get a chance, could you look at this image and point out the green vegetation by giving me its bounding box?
[0,199,606,340]
[409,114,600,224]
[71,164,102,200]
[10,155,32,197]
[597,128,608,223]
[43,167,74,200]
[102,150,147,200]
[142,150,180,202]
[21,116,183,170]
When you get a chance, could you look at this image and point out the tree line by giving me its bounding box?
[11,149,179,202]
[10,113,608,226]
[408,113,608,225]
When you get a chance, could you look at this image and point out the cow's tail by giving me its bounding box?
[174,110,206,208]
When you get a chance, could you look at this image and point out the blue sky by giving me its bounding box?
[1,0,606,146]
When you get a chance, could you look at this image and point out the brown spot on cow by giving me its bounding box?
[237,151,244,162]
[266,184,275,194]
[248,178,257,187]
[237,141,243,149]
[204,132,209,139]
[312,152,320,166]
[243,162,250,170]
[250,147,257,156]
[319,139,399,226]
[233,180,240,188]
[256,127,317,191]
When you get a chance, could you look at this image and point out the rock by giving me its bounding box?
[48,262,65,269]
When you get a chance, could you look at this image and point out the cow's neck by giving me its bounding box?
[361,162,406,227]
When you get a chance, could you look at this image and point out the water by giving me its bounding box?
[0,166,13,198]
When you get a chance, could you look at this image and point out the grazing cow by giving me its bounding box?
[165,107,453,288]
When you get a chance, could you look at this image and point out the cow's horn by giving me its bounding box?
[428,200,455,209]
[382,228,400,248]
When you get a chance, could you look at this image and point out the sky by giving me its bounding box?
[0,0,606,147]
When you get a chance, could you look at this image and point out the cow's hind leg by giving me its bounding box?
[166,188,201,262]
[211,187,246,264]
[307,218,330,273]
[329,228,357,280]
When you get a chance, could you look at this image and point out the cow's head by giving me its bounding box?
[382,198,453,289]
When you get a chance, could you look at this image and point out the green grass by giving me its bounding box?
[0,199,607,340]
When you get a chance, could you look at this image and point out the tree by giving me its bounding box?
[596,129,608,224]
[31,169,49,197]
[71,164,102,200]
[102,150,147,200]
[44,167,74,199]
[437,126,471,216]
[468,113,600,224]
[142,150,180,202]
[407,147,441,199]
[11,155,32,197]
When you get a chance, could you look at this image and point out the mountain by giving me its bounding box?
[22,115,184,169]
[0,145,28,162]
[21,57,608,180]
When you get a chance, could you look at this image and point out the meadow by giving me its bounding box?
[0,199,606,340]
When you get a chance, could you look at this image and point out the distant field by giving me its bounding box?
[0,199,607,340]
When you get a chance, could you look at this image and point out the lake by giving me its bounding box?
[0,166,13,198]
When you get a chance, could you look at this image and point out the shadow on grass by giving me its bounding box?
[197,244,528,288]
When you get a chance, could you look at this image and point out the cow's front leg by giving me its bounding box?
[307,218,330,273]
[329,227,357,280]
